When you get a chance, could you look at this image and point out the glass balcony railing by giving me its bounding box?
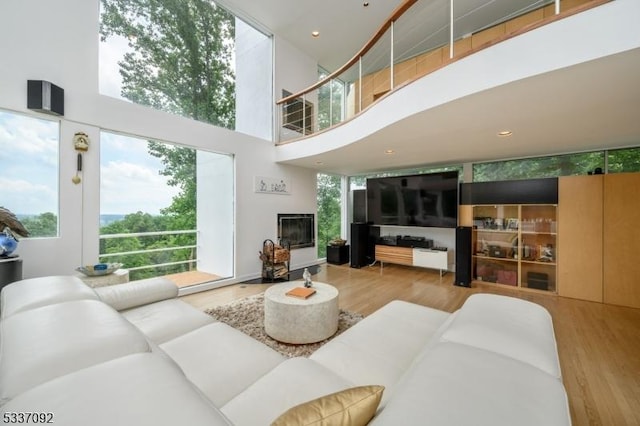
[276,0,609,143]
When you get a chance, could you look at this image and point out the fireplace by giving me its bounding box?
[278,214,315,249]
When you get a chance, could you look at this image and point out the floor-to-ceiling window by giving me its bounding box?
[0,110,59,238]
[100,131,233,287]
[317,173,342,258]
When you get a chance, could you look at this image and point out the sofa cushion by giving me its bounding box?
[0,299,150,403]
[122,298,214,344]
[310,300,450,404]
[160,322,285,406]
[1,353,233,426]
[272,385,385,426]
[370,342,571,426]
[222,357,355,425]
[439,293,561,378]
[0,275,98,319]
[95,277,178,311]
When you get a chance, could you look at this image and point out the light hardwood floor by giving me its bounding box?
[180,262,640,426]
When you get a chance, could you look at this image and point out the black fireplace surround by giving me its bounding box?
[277,214,315,249]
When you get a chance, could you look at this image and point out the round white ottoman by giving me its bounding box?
[264,281,339,344]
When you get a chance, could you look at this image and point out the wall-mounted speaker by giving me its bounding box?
[27,80,64,116]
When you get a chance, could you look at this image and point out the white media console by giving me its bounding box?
[375,244,454,276]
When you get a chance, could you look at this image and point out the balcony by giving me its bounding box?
[276,0,611,144]
[99,229,220,288]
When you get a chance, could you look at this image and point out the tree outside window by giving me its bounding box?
[317,174,342,258]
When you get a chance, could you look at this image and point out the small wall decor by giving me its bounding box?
[254,176,291,195]
[72,132,90,184]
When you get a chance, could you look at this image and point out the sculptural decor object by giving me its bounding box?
[303,267,313,288]
[0,207,29,256]
[76,263,123,277]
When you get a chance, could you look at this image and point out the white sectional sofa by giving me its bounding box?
[0,275,571,425]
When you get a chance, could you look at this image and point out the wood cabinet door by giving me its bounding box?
[558,175,603,302]
[604,173,640,308]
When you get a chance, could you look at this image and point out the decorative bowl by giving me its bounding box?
[76,263,123,277]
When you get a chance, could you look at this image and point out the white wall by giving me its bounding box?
[0,0,319,284]
[235,19,273,140]
[197,151,234,279]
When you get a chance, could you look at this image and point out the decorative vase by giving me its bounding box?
[0,232,18,256]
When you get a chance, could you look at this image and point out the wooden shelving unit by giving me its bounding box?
[472,204,557,292]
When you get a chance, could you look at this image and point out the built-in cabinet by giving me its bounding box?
[557,175,603,302]
[603,173,640,308]
[472,204,557,292]
[460,173,640,308]
[557,173,640,309]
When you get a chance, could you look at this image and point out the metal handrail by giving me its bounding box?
[125,259,196,272]
[100,229,196,239]
[275,0,611,141]
[99,244,197,258]
[98,229,197,274]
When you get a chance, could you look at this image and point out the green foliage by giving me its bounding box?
[317,174,342,258]
[147,141,196,230]
[100,0,236,128]
[100,211,196,280]
[608,147,640,173]
[473,152,605,182]
[317,69,345,131]
[20,212,57,238]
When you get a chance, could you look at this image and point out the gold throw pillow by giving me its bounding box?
[271,385,384,426]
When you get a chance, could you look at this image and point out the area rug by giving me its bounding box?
[204,293,364,358]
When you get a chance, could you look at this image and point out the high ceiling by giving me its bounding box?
[220,0,404,72]
[220,0,640,175]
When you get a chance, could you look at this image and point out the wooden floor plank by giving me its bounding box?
[180,262,640,426]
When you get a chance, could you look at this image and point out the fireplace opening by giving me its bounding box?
[278,214,315,249]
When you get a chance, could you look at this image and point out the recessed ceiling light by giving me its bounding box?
[315,161,324,165]
[363,2,370,6]
[498,130,513,137]
[311,31,320,38]
[385,149,395,154]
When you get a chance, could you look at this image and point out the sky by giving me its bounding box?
[0,34,179,217]
[100,132,180,215]
[0,110,180,216]
[99,33,130,101]
[0,112,59,216]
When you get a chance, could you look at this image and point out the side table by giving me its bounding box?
[76,269,130,288]
[327,244,350,265]
[0,255,23,291]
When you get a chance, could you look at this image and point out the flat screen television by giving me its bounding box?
[366,171,459,228]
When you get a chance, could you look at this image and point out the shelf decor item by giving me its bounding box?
[76,263,123,277]
[329,238,347,247]
[0,231,18,257]
[0,206,30,256]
